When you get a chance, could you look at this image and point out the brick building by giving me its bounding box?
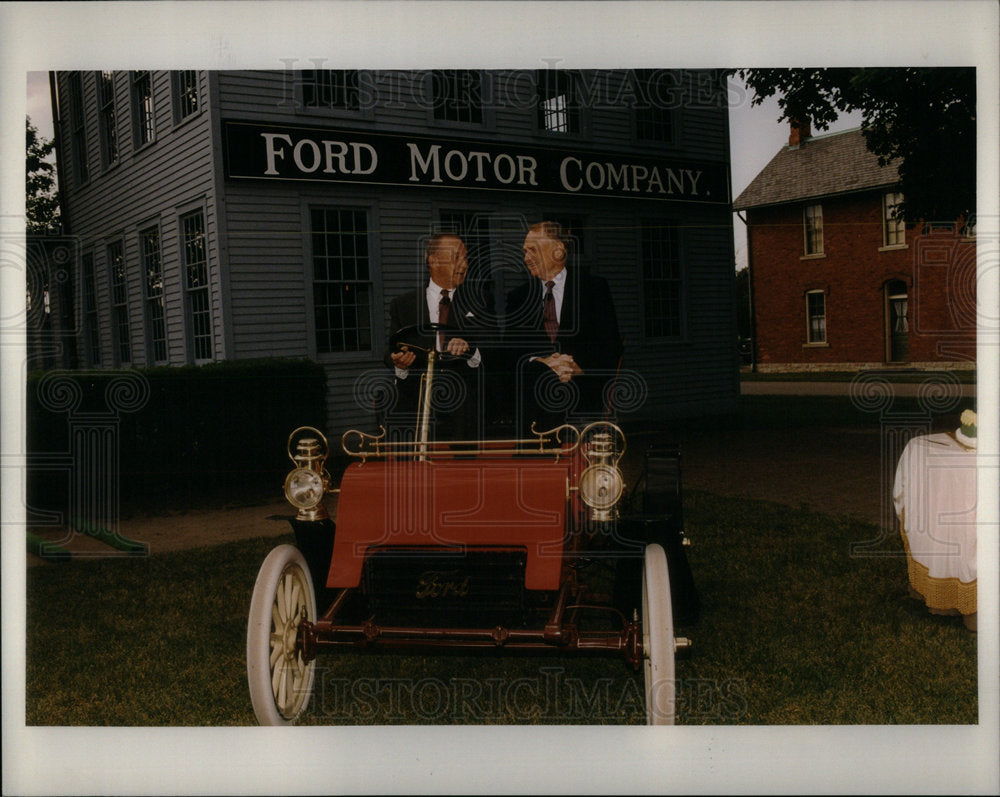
[733,122,976,372]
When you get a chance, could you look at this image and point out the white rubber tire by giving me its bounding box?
[247,544,317,725]
[642,543,676,725]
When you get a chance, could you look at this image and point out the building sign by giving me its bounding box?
[222,120,729,204]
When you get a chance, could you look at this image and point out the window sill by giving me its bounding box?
[533,127,589,141]
[800,253,826,261]
[297,105,375,123]
[630,138,680,154]
[132,139,157,159]
[878,244,908,252]
[427,117,490,132]
[802,342,829,348]
[172,107,206,131]
[314,350,379,364]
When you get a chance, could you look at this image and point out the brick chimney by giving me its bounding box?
[788,117,812,147]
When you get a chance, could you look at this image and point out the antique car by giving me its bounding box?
[247,335,698,725]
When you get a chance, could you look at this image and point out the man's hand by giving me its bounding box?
[539,353,582,383]
[446,337,470,357]
[391,346,417,369]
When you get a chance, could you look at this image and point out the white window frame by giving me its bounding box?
[68,71,89,186]
[172,70,201,124]
[131,70,155,149]
[803,204,824,257]
[633,70,677,144]
[536,70,582,135]
[805,290,827,345]
[640,220,684,340]
[881,191,906,248]
[300,69,361,111]
[97,70,118,169]
[180,208,214,363]
[107,238,131,366]
[81,250,101,366]
[429,69,485,126]
[309,205,376,357]
[139,222,168,364]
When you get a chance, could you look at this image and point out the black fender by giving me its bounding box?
[615,443,700,624]
[290,517,336,605]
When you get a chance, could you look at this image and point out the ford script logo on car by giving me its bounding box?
[415,570,471,599]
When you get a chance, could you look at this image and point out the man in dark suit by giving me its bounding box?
[386,233,486,441]
[504,221,623,436]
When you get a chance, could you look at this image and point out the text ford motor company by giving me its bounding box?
[224,121,728,204]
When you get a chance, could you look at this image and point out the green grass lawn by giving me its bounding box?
[25,490,977,726]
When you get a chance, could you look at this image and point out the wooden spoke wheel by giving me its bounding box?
[247,544,317,725]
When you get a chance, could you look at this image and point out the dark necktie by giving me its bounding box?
[543,280,557,342]
[438,289,450,351]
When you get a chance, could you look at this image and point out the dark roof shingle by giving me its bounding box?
[732,127,898,210]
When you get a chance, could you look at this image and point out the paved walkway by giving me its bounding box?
[637,425,901,529]
[740,380,976,397]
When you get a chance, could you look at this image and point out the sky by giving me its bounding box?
[24,70,863,271]
[25,71,51,139]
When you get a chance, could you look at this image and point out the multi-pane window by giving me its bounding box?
[181,210,213,361]
[301,69,361,110]
[131,70,154,147]
[173,70,200,121]
[536,71,580,133]
[97,71,118,168]
[140,225,167,363]
[68,72,89,185]
[431,70,483,124]
[82,252,100,366]
[641,223,682,338]
[882,191,905,247]
[311,208,372,354]
[634,70,675,143]
[806,290,827,344]
[803,204,823,255]
[107,239,131,364]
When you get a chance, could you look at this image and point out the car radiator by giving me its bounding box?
[362,547,529,627]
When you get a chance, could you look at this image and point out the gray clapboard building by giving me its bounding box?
[51,69,737,429]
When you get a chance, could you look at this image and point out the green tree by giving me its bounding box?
[26,117,61,234]
[734,68,975,224]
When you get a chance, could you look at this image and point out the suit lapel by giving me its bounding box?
[413,287,432,335]
[452,287,471,330]
[532,280,545,332]
[557,269,575,342]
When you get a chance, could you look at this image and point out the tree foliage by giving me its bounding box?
[735,68,976,224]
[26,117,61,234]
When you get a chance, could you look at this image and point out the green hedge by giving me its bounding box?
[26,358,327,517]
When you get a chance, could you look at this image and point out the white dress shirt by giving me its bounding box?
[395,280,481,379]
[543,266,567,324]
[529,267,567,365]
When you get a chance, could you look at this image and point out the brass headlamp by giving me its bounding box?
[577,422,626,521]
[284,426,332,521]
